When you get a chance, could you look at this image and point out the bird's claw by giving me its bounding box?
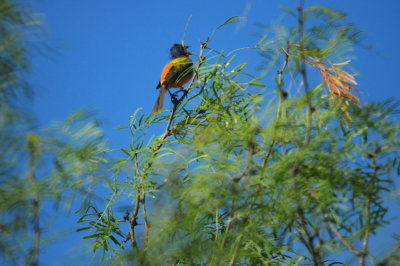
[168,90,180,105]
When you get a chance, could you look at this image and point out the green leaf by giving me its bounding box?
[120,148,130,156]
[76,226,93,232]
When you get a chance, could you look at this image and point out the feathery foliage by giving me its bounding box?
[1,1,399,266]
[75,4,400,266]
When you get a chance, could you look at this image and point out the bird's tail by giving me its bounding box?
[152,86,167,114]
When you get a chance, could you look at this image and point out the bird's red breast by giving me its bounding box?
[174,70,193,88]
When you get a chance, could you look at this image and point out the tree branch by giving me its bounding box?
[298,0,313,144]
[142,193,150,247]
[297,207,323,266]
[262,43,291,168]
[360,155,378,266]
[27,136,40,266]
[324,213,360,256]
[229,185,261,265]
[126,38,209,253]
[129,189,140,251]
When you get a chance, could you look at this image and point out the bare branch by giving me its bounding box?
[27,135,40,266]
[129,189,140,251]
[297,207,323,266]
[297,0,313,144]
[325,214,361,256]
[262,42,291,167]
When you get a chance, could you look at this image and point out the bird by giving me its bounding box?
[152,44,193,114]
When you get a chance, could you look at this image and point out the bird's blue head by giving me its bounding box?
[170,43,191,60]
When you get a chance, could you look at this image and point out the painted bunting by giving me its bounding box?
[152,44,193,114]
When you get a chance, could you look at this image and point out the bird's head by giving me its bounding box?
[170,43,191,59]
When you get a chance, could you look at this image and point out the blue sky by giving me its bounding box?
[25,0,400,264]
[29,0,400,148]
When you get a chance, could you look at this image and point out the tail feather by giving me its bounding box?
[152,86,167,114]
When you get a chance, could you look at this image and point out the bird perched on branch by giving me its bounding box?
[152,44,193,114]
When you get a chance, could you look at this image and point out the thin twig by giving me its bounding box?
[222,199,236,248]
[298,0,313,144]
[225,127,259,262]
[133,148,151,250]
[297,207,323,266]
[360,156,378,266]
[306,183,363,260]
[142,195,150,247]
[27,139,40,266]
[215,208,220,242]
[294,4,321,262]
[122,232,131,245]
[217,199,236,265]
[376,242,400,266]
[229,234,243,266]
[210,207,220,265]
[277,45,290,103]
[309,184,362,258]
[262,43,291,167]
[307,182,362,260]
[233,127,257,182]
[229,185,261,265]
[277,43,291,155]
[261,139,275,168]
[31,196,40,266]
[290,70,302,95]
[129,189,140,251]
[325,214,360,256]
[321,155,378,266]
[128,151,142,251]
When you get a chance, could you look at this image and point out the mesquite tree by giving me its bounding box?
[0,1,107,265]
[1,1,399,266]
[76,3,400,266]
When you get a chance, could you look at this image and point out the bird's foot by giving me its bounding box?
[168,90,180,105]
